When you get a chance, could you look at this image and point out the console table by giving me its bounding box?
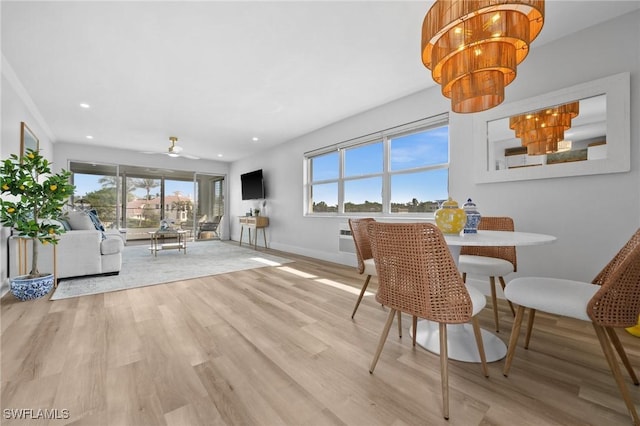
[148,230,187,256]
[239,216,269,250]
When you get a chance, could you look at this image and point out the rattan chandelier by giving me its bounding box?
[509,101,580,155]
[422,0,545,113]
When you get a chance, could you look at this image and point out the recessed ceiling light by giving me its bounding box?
[217,154,223,158]
[86,135,94,139]
[80,103,90,108]
[252,137,259,142]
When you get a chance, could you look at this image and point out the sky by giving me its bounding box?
[311,126,449,206]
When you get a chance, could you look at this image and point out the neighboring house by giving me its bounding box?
[126,195,194,224]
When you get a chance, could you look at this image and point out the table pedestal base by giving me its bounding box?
[410,320,507,363]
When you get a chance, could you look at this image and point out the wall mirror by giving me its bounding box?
[473,72,630,183]
[20,121,39,158]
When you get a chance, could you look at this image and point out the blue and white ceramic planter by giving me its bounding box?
[10,274,54,301]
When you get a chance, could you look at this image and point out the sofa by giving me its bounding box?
[9,209,124,280]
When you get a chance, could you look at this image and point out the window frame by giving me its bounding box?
[304,113,449,216]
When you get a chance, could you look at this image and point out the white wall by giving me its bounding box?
[229,11,640,283]
[1,68,56,295]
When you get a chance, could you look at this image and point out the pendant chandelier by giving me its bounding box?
[422,0,545,113]
[509,101,580,155]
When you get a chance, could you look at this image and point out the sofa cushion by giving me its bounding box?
[101,236,123,255]
[65,210,95,230]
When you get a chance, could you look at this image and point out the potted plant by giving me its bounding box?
[0,149,75,301]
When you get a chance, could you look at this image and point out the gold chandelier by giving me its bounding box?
[509,101,580,155]
[422,0,545,113]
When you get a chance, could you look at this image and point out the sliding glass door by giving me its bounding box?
[194,173,225,240]
[69,162,120,228]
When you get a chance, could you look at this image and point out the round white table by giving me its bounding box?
[410,230,557,363]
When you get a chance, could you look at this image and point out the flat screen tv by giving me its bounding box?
[241,169,265,200]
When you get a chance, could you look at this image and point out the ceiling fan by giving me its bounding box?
[141,136,200,160]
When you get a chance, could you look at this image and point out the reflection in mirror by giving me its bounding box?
[489,94,606,171]
[474,72,629,184]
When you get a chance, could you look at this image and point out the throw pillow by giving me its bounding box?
[87,209,105,232]
[58,219,72,231]
[65,210,95,230]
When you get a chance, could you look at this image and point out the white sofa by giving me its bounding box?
[9,210,124,280]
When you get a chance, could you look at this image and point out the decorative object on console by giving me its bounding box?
[434,197,466,235]
[421,0,545,113]
[1,147,75,300]
[463,198,481,234]
[509,101,579,155]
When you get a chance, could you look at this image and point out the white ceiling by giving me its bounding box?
[2,1,639,162]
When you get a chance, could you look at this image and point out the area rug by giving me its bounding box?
[50,241,292,300]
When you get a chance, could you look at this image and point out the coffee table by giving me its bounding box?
[148,230,188,257]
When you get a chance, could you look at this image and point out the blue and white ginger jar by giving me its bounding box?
[463,198,481,234]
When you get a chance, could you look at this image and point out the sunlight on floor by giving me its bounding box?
[276,266,317,279]
[251,258,283,266]
[275,265,374,297]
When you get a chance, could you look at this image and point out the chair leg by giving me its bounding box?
[498,276,516,316]
[606,327,640,385]
[462,272,467,282]
[503,305,526,377]
[439,322,449,420]
[524,309,536,349]
[471,317,489,377]
[412,316,418,347]
[593,324,640,425]
[351,275,371,319]
[369,309,396,374]
[489,276,500,332]
[397,311,402,338]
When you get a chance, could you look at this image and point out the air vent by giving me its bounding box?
[339,223,355,253]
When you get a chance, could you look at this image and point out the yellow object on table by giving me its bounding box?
[625,316,640,336]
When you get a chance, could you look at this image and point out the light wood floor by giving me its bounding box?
[2,243,640,425]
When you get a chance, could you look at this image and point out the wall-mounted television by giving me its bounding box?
[241,169,265,200]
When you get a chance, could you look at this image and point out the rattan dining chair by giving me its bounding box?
[459,216,517,332]
[367,221,489,420]
[349,218,404,338]
[502,228,640,425]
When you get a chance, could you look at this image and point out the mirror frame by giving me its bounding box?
[473,72,630,183]
[20,121,39,159]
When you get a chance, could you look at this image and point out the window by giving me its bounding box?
[70,162,224,241]
[305,114,449,215]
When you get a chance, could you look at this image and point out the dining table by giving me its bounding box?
[410,230,557,363]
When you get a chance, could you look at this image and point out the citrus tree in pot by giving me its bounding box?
[0,149,75,301]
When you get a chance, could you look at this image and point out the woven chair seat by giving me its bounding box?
[505,277,599,322]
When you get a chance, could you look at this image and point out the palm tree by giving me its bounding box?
[134,178,159,200]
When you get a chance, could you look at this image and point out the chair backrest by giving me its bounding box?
[459,216,517,272]
[588,228,640,327]
[367,221,473,324]
[348,218,375,274]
